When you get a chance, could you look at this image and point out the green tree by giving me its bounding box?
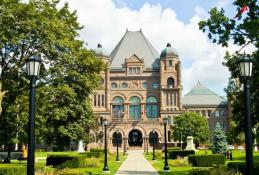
[0,0,104,158]
[199,0,259,142]
[173,112,210,144]
[211,123,228,154]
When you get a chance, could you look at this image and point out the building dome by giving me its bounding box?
[94,43,109,57]
[160,43,179,58]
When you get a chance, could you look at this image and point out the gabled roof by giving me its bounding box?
[109,30,160,69]
[182,81,227,106]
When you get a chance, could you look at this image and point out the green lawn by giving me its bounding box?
[0,151,126,175]
[145,150,259,175]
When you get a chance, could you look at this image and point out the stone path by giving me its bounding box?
[115,150,159,175]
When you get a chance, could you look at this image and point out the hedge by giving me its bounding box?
[90,148,106,153]
[188,168,210,175]
[227,162,259,175]
[188,154,225,167]
[168,150,195,159]
[168,147,181,151]
[0,167,26,175]
[0,152,23,160]
[79,152,102,158]
[46,155,74,167]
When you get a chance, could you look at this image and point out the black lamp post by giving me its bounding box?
[146,136,149,155]
[116,130,120,161]
[152,129,156,160]
[26,56,41,175]
[239,55,253,175]
[103,118,109,172]
[163,117,169,171]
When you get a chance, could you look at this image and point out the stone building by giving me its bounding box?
[91,30,228,150]
[182,81,228,133]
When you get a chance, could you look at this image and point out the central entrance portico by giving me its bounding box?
[128,129,143,147]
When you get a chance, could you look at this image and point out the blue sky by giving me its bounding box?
[113,0,236,23]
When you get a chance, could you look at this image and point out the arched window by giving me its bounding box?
[167,77,174,88]
[129,96,141,120]
[146,97,158,119]
[112,97,124,118]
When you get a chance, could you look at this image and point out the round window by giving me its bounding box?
[121,82,128,88]
[152,82,159,89]
[100,78,104,85]
[111,82,117,88]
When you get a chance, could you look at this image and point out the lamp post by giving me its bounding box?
[146,136,149,155]
[163,117,169,171]
[116,130,120,161]
[180,132,183,151]
[103,118,109,172]
[152,129,156,160]
[239,55,253,175]
[26,56,41,175]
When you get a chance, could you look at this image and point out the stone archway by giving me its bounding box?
[128,129,143,147]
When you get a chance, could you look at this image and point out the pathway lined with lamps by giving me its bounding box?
[115,150,159,175]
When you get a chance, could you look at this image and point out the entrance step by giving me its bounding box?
[128,146,143,150]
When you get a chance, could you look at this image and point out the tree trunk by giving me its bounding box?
[3,143,11,163]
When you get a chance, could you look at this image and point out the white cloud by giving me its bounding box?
[59,0,238,96]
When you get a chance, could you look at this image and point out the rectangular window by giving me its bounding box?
[166,93,169,106]
[102,95,105,106]
[170,93,173,106]
[98,95,100,106]
[215,110,219,117]
[208,110,212,117]
[129,67,132,74]
[133,67,136,74]
[137,67,140,74]
[168,60,173,66]
[201,110,206,117]
[94,95,96,106]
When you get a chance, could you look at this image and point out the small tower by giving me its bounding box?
[93,44,110,112]
[159,43,183,122]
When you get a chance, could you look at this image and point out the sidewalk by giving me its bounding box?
[115,150,159,175]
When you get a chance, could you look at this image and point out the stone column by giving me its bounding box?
[141,103,146,122]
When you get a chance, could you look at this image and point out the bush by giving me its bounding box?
[90,148,105,153]
[171,156,191,167]
[79,151,102,158]
[46,155,74,167]
[58,155,100,169]
[188,154,225,167]
[168,150,195,159]
[168,147,181,151]
[0,166,26,175]
[227,162,259,175]
[0,152,23,159]
[189,168,210,175]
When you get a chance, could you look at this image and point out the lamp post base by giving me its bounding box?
[163,165,170,171]
[103,166,109,172]
[116,157,120,161]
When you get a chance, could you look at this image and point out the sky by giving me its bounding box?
[58,0,242,96]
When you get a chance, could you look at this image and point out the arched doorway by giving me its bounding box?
[112,131,122,147]
[128,129,143,146]
[149,130,159,145]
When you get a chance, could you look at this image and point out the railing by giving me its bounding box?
[111,118,143,123]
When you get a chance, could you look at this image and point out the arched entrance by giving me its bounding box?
[128,129,143,146]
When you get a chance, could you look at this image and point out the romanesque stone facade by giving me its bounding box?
[91,30,228,150]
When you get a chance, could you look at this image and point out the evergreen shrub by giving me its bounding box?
[227,162,259,175]
[168,150,195,159]
[189,169,210,175]
[188,154,225,167]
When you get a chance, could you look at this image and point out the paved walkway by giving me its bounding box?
[115,150,159,175]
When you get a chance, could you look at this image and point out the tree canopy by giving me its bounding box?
[199,0,258,143]
[172,112,210,144]
[0,0,104,151]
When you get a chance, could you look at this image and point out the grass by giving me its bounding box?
[0,151,127,175]
[145,150,259,175]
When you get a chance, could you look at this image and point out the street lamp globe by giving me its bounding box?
[163,117,168,125]
[152,129,155,134]
[116,129,119,134]
[26,56,41,76]
[239,55,253,77]
[103,118,108,126]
